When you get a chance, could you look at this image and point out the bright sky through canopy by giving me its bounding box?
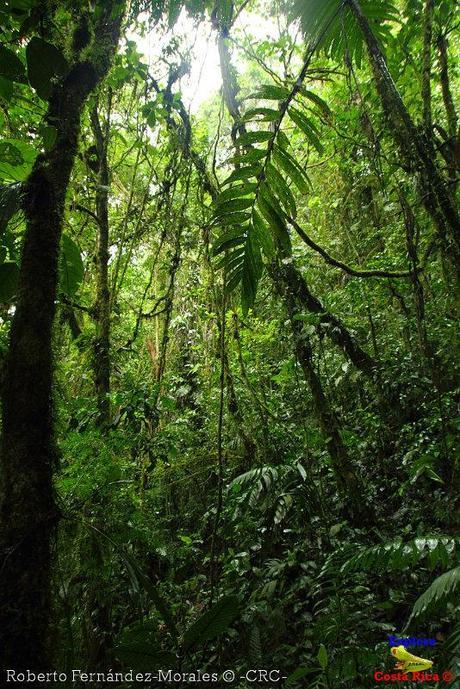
[130,8,280,112]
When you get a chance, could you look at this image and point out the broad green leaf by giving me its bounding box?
[252,210,275,259]
[257,184,292,255]
[223,165,262,186]
[217,212,251,227]
[317,644,328,670]
[168,0,182,28]
[182,595,240,651]
[243,107,280,122]
[0,261,19,302]
[114,621,176,671]
[40,125,57,151]
[408,566,460,624]
[241,225,263,314]
[213,227,246,256]
[59,234,84,296]
[266,162,297,217]
[291,0,398,65]
[301,90,332,119]
[216,182,257,205]
[230,148,267,165]
[26,37,68,100]
[236,130,272,147]
[288,108,324,154]
[273,145,310,194]
[0,45,26,82]
[0,139,38,182]
[213,198,253,218]
[0,77,14,101]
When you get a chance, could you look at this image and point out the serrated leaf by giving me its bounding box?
[182,595,240,651]
[250,84,290,100]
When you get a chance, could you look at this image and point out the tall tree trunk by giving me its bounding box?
[90,102,111,426]
[437,34,458,141]
[269,262,367,521]
[348,0,460,279]
[0,4,123,670]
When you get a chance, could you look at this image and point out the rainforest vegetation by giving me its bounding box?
[0,0,459,686]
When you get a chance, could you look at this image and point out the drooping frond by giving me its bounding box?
[290,0,399,67]
[408,566,460,624]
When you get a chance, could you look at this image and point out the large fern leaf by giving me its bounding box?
[338,536,459,575]
[182,595,240,651]
[408,566,460,624]
[290,0,399,67]
[212,75,329,312]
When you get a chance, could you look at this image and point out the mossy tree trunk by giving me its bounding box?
[269,261,368,522]
[0,3,123,670]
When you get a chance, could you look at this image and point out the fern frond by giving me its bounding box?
[408,566,460,625]
[213,66,331,312]
[290,0,399,67]
[339,536,459,575]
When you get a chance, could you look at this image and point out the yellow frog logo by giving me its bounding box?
[391,645,434,672]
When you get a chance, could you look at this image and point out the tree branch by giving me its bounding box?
[287,216,414,279]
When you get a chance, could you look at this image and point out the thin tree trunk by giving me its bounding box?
[421,0,434,135]
[348,0,460,278]
[0,4,123,670]
[90,102,111,426]
[437,34,458,141]
[399,191,450,390]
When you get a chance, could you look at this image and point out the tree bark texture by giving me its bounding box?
[348,0,460,277]
[0,3,123,670]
